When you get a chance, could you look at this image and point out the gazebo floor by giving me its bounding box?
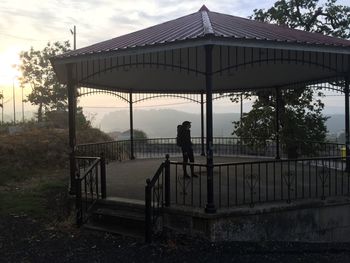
[106,155,274,202]
[100,155,350,242]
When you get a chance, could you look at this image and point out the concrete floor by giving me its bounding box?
[106,156,272,202]
[106,155,348,209]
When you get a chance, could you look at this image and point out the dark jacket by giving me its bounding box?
[178,128,192,148]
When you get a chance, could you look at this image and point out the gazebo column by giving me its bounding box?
[67,63,77,194]
[345,75,350,171]
[129,92,135,160]
[201,93,205,156]
[205,45,216,213]
[275,87,281,160]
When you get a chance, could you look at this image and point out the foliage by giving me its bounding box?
[233,0,348,158]
[0,125,112,169]
[251,0,350,39]
[18,41,71,122]
[234,87,328,157]
[44,107,91,130]
[121,129,148,140]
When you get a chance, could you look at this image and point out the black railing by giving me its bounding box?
[76,137,344,162]
[145,155,170,243]
[168,157,350,209]
[75,155,106,226]
[76,140,131,161]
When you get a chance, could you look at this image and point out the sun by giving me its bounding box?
[0,47,21,86]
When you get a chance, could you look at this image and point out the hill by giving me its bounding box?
[100,109,346,138]
[100,109,240,137]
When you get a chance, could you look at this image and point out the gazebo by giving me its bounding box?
[52,5,350,241]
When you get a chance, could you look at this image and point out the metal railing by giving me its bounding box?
[76,140,131,161]
[168,157,350,209]
[76,137,344,162]
[145,155,170,243]
[75,155,107,226]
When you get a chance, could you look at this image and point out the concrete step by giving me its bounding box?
[95,197,145,212]
[86,198,146,239]
[84,221,144,240]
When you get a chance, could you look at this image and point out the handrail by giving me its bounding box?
[167,156,350,210]
[75,154,107,226]
[145,155,170,243]
[76,137,344,163]
[79,158,100,177]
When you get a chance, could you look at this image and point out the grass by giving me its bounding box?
[0,165,71,220]
[0,166,33,185]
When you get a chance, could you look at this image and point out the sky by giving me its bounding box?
[0,0,349,125]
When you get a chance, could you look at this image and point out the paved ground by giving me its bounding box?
[105,156,271,202]
[106,155,348,209]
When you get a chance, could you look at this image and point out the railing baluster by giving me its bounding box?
[219,166,222,208]
[243,164,246,204]
[309,161,312,198]
[266,162,268,202]
[227,165,230,207]
[316,161,318,198]
[302,160,305,199]
[295,160,297,200]
[199,166,202,207]
[258,163,261,202]
[235,165,238,205]
[273,161,276,201]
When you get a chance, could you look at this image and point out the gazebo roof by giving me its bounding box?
[52,5,350,93]
[57,5,350,60]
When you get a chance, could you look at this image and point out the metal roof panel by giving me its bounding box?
[56,6,350,59]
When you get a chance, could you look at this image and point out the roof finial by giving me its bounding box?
[199,5,210,12]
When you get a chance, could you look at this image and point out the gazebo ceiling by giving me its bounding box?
[52,5,350,93]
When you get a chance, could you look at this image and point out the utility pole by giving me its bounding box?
[1,90,3,124]
[13,80,16,124]
[240,93,243,127]
[70,25,76,50]
[21,86,24,122]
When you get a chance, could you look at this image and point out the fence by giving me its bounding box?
[76,137,344,162]
[145,157,169,242]
[75,155,106,226]
[167,157,350,209]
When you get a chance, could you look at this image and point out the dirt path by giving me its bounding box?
[2,214,350,263]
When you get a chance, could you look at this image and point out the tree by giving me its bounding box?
[233,0,350,158]
[251,0,350,38]
[122,129,148,140]
[18,41,71,122]
[234,88,328,157]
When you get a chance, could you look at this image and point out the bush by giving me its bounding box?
[0,126,112,169]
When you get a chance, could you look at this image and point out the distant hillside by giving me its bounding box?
[99,109,346,138]
[100,109,240,137]
[325,114,344,134]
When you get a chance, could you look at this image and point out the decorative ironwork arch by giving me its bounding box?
[77,88,130,103]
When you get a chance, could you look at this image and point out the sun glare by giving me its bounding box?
[0,48,21,85]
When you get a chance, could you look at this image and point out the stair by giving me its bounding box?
[83,197,146,239]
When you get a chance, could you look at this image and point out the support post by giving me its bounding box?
[75,175,82,226]
[205,45,216,213]
[164,154,170,207]
[129,92,135,160]
[145,179,152,243]
[100,153,107,199]
[201,93,205,156]
[275,87,281,160]
[345,75,350,171]
[240,93,243,125]
[67,63,77,194]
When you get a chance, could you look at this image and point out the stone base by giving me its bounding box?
[163,197,350,242]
